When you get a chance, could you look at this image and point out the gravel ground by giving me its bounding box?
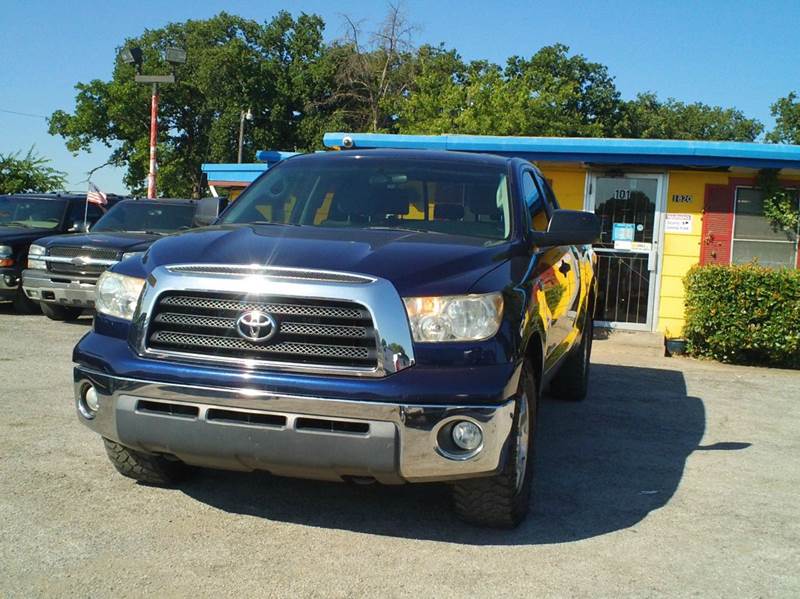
[1,305,798,598]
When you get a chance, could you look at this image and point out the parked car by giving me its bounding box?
[0,193,119,313]
[22,197,225,320]
[72,149,599,527]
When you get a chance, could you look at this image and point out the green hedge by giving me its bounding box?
[683,264,800,369]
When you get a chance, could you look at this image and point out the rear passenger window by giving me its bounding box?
[522,172,548,231]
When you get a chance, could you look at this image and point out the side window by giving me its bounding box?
[66,202,103,227]
[536,175,560,211]
[521,171,548,231]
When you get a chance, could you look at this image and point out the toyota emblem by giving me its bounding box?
[235,310,277,343]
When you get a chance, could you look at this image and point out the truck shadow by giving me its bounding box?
[178,362,709,545]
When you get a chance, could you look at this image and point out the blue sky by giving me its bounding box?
[1,0,798,194]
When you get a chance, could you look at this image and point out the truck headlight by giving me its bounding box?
[27,244,46,270]
[403,292,504,342]
[95,271,146,320]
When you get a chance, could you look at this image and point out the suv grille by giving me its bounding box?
[47,246,119,276]
[146,291,378,370]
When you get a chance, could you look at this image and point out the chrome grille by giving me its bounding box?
[46,246,119,276]
[147,291,378,369]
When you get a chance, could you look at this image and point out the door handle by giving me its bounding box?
[559,261,571,275]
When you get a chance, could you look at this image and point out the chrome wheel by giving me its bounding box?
[514,391,530,493]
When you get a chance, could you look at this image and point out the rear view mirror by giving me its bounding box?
[530,209,600,247]
[68,221,90,233]
[193,197,228,227]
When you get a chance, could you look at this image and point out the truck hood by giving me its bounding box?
[35,231,162,253]
[142,224,514,296]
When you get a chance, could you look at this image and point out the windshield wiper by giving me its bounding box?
[248,221,304,227]
[365,226,449,236]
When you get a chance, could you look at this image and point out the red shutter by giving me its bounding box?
[700,184,734,265]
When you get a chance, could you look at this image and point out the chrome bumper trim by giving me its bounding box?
[22,269,97,304]
[130,264,415,378]
[74,368,515,483]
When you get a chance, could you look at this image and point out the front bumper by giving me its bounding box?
[0,268,19,300]
[22,269,98,307]
[74,367,516,484]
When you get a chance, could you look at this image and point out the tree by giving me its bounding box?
[49,12,338,197]
[767,92,800,145]
[325,3,417,132]
[615,92,763,141]
[398,44,622,137]
[0,148,67,194]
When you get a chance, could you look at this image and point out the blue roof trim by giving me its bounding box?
[201,163,268,183]
[322,133,800,169]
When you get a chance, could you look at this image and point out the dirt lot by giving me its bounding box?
[1,306,798,598]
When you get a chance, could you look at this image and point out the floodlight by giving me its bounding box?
[119,46,143,68]
[165,47,187,65]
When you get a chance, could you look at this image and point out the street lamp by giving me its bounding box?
[119,45,186,198]
[238,108,253,163]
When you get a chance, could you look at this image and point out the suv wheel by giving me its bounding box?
[549,308,593,401]
[41,303,84,321]
[12,289,41,314]
[103,438,186,485]
[451,361,537,528]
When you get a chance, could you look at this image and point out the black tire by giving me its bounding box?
[451,361,537,528]
[41,302,83,321]
[549,309,593,402]
[103,438,186,485]
[12,289,41,314]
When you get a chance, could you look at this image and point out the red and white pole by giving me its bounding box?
[147,83,159,199]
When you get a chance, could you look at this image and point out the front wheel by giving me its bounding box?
[12,288,41,314]
[103,438,186,485]
[41,302,84,321]
[451,361,537,528]
[549,309,593,401]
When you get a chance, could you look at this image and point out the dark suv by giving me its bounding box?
[0,193,117,312]
[23,197,225,320]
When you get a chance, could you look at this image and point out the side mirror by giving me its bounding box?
[68,221,90,233]
[530,209,601,247]
[192,197,227,227]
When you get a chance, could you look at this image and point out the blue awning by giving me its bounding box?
[322,133,800,170]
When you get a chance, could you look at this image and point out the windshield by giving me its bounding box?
[92,201,196,233]
[0,197,66,229]
[220,157,512,240]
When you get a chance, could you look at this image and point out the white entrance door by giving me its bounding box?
[586,174,665,331]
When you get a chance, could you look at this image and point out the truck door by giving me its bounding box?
[521,170,573,365]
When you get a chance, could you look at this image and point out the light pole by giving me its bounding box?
[237,108,253,163]
[119,46,186,198]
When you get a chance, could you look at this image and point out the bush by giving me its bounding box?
[683,263,800,369]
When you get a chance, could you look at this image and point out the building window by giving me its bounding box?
[732,187,799,268]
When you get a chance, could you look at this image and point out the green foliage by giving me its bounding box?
[757,169,800,231]
[0,148,67,194]
[683,264,800,369]
[767,91,800,145]
[49,12,342,197]
[614,92,763,141]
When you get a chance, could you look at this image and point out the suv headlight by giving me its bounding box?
[403,292,504,342]
[95,271,146,320]
[27,244,46,270]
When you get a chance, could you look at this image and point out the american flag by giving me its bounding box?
[87,182,107,206]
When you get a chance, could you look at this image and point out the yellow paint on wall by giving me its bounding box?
[538,166,586,211]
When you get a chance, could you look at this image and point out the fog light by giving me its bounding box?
[85,387,100,412]
[78,384,99,419]
[452,420,483,451]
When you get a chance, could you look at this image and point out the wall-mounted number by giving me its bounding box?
[672,194,693,203]
[613,189,633,200]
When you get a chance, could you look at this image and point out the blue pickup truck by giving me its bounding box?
[73,149,599,527]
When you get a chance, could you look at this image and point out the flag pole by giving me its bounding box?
[83,182,90,230]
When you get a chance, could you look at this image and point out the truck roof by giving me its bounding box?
[285,148,514,168]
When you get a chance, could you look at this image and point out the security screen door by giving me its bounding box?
[587,175,664,330]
